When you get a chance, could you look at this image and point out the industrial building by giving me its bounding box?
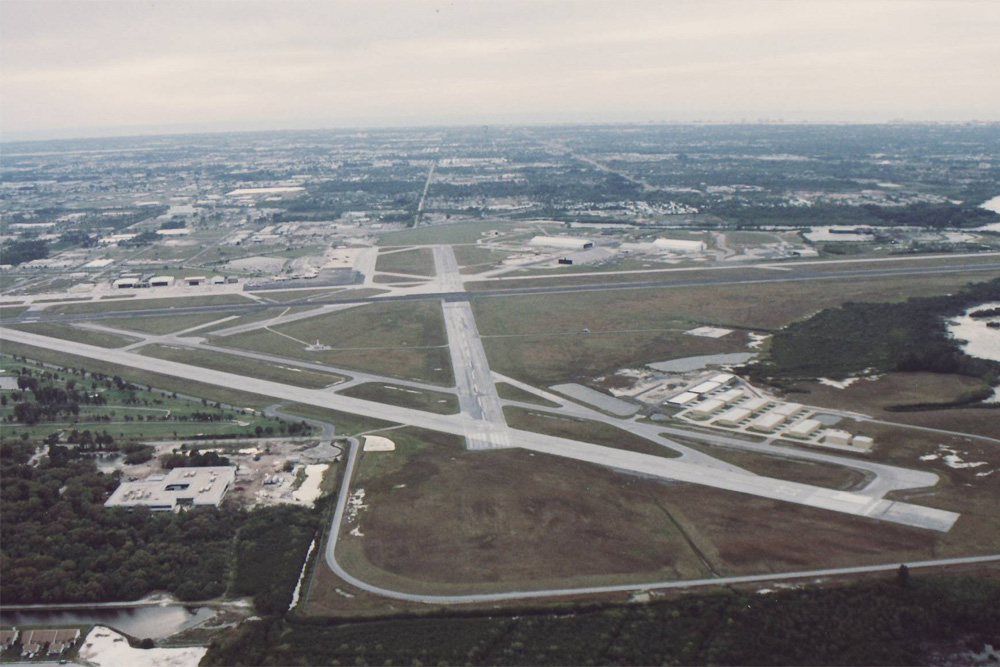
[749,412,786,432]
[715,407,751,426]
[715,388,745,405]
[653,238,707,253]
[823,430,853,447]
[772,402,803,417]
[689,398,724,418]
[184,276,207,285]
[105,466,236,511]
[149,275,175,287]
[787,419,822,438]
[528,236,594,250]
[689,380,722,394]
[853,435,875,449]
[741,397,770,413]
[667,391,699,406]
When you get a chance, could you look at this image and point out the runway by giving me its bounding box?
[0,326,961,531]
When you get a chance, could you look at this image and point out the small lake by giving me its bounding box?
[947,301,1000,403]
[0,605,215,640]
[976,195,1000,231]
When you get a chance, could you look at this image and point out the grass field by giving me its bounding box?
[139,345,346,389]
[1,340,279,412]
[504,406,680,458]
[325,426,974,599]
[101,312,232,335]
[0,357,280,441]
[375,248,436,276]
[336,433,708,594]
[482,329,751,387]
[219,301,454,386]
[495,382,562,407]
[339,382,459,414]
[465,264,1000,293]
[452,245,511,269]
[377,222,520,246]
[7,322,140,348]
[279,403,398,436]
[0,306,29,319]
[467,272,1000,386]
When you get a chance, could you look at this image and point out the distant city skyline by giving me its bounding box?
[3,0,999,141]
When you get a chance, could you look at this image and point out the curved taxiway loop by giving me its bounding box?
[324,437,997,605]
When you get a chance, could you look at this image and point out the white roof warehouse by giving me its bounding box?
[105,466,236,512]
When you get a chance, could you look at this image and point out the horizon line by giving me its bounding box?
[4,117,1000,145]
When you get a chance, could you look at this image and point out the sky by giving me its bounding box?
[2,0,999,140]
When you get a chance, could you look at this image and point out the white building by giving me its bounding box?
[749,412,786,432]
[149,276,175,287]
[824,430,853,447]
[740,397,770,413]
[528,236,594,251]
[787,419,822,438]
[689,399,725,418]
[667,391,699,406]
[852,435,875,449]
[772,402,803,417]
[653,238,707,253]
[715,407,751,426]
[715,388,745,405]
[105,466,236,511]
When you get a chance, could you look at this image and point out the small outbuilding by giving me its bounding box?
[823,430,853,446]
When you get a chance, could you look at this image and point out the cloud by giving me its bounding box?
[2,0,998,138]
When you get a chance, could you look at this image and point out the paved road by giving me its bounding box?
[0,327,961,531]
[325,434,994,604]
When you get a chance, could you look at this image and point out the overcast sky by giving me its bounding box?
[2,0,998,140]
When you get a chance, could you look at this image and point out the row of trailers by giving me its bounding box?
[112,274,239,289]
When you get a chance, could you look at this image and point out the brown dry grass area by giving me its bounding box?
[792,373,1000,439]
[660,484,940,574]
[347,447,707,590]
[794,372,987,413]
[331,433,991,597]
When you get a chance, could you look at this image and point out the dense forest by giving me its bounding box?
[230,505,321,615]
[0,441,318,610]
[0,442,238,603]
[747,277,1000,389]
[203,575,1000,666]
[1,238,49,266]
